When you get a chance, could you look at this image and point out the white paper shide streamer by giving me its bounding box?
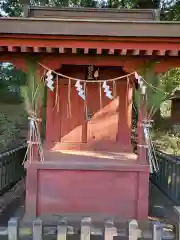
[45,70,54,91]
[75,80,85,100]
[102,81,113,100]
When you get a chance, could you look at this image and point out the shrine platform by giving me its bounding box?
[25,149,149,220]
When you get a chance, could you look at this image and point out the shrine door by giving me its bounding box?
[59,83,122,150]
[86,84,119,144]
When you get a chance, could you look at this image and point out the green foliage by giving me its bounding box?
[152,128,180,156]
[0,63,26,103]
[129,0,158,8]
[0,0,99,16]
[161,68,180,93]
[0,113,18,149]
[160,100,171,118]
[1,0,180,20]
[162,1,180,20]
[0,109,27,151]
[134,64,180,155]
[134,62,180,118]
[21,60,44,116]
[0,64,27,150]
[0,0,23,16]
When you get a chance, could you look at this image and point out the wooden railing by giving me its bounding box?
[0,144,27,195]
[0,216,176,240]
[151,151,180,205]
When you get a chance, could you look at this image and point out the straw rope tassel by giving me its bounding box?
[55,76,58,111]
[53,75,59,111]
[84,81,88,120]
[126,77,130,118]
[68,78,72,118]
[66,104,69,118]
[99,82,102,109]
[66,82,69,118]
[113,80,117,98]
[57,76,60,112]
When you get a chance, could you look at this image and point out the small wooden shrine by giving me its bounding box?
[0,6,180,219]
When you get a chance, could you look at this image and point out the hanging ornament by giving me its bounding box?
[45,70,54,91]
[135,72,147,95]
[135,72,143,87]
[87,65,94,80]
[75,80,85,100]
[94,69,99,79]
[102,81,113,100]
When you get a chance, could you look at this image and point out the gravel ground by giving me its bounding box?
[0,179,25,226]
[149,183,177,221]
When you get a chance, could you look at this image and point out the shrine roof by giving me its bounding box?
[24,6,159,21]
[0,17,180,38]
[0,6,180,38]
[1,7,180,58]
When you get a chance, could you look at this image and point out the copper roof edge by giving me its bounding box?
[24,5,160,21]
[0,16,180,24]
[0,15,180,37]
[27,6,158,13]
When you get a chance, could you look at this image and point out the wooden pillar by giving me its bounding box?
[45,84,61,144]
[45,89,55,144]
[44,63,62,146]
[126,81,133,146]
[117,80,133,150]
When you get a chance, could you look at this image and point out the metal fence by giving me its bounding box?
[0,216,176,240]
[0,144,27,195]
[151,151,180,205]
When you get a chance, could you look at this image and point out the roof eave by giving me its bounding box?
[0,17,180,37]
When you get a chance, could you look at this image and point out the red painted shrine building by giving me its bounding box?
[0,7,180,219]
